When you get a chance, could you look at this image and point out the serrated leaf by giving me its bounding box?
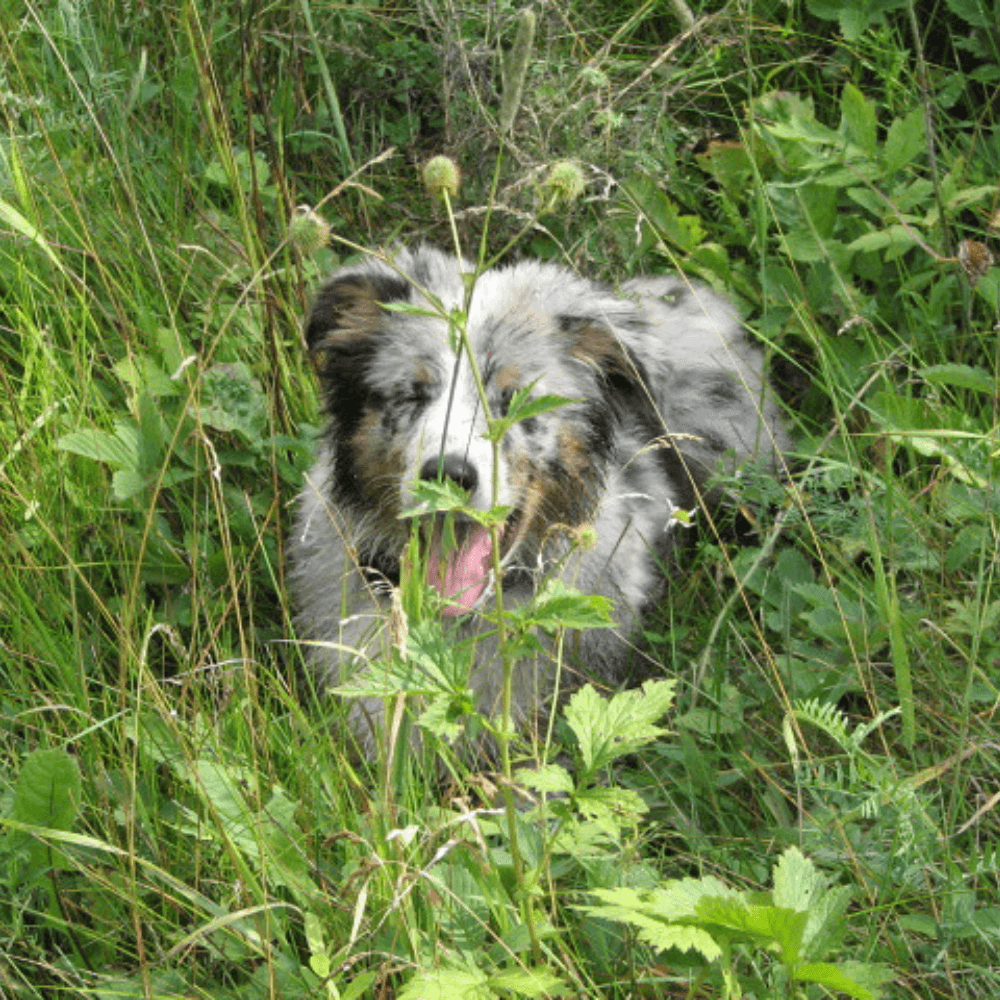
[579,890,725,960]
[772,846,826,912]
[840,83,877,155]
[794,960,893,999]
[574,785,648,832]
[565,680,675,770]
[57,427,138,468]
[114,355,180,398]
[487,389,578,441]
[696,895,808,959]
[487,967,567,998]
[515,763,575,795]
[525,579,615,631]
[112,468,148,500]
[634,921,722,960]
[884,107,925,173]
[197,362,268,442]
[397,965,493,1000]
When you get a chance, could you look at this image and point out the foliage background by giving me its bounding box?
[2,0,1000,997]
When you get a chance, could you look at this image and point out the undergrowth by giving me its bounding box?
[2,1,1000,998]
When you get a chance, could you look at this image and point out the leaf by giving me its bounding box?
[840,83,877,155]
[919,363,996,395]
[565,680,675,771]
[574,785,648,832]
[883,107,925,173]
[0,196,65,269]
[515,763,575,796]
[696,895,809,963]
[487,967,567,998]
[487,388,578,442]
[847,225,920,254]
[397,965,493,1000]
[631,922,722,961]
[8,748,82,883]
[197,362,268,443]
[794,960,893,999]
[779,230,829,262]
[523,579,615,632]
[771,846,826,913]
[57,426,138,469]
[947,0,993,28]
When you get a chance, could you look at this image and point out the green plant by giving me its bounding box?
[582,846,895,999]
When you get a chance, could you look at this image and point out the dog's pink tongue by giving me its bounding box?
[426,527,494,615]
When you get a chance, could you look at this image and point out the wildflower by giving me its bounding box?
[422,155,461,199]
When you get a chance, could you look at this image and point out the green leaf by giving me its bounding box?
[8,748,82,882]
[696,895,809,963]
[516,763,575,796]
[794,960,894,999]
[840,84,877,155]
[574,784,648,832]
[771,846,826,912]
[397,965,493,1000]
[565,679,675,771]
[197,362,268,442]
[0,196,65,269]
[487,388,577,441]
[847,226,919,254]
[947,0,993,28]
[883,107,925,173]
[522,579,615,631]
[919,363,996,395]
[57,425,138,469]
[487,967,567,998]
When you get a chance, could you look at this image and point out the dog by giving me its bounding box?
[290,246,789,757]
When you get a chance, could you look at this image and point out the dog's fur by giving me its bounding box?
[290,246,789,755]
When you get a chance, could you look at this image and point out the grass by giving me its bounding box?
[2,0,1000,997]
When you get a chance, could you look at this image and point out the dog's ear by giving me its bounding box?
[306,270,411,374]
[558,315,649,396]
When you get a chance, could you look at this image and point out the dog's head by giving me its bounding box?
[305,247,654,607]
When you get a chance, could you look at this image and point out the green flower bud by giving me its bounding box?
[422,156,461,198]
[290,205,331,256]
[543,160,585,207]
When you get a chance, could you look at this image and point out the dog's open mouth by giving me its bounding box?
[421,511,524,615]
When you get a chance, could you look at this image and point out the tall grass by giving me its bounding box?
[2,1,999,998]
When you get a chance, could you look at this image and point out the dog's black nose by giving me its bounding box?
[420,454,479,495]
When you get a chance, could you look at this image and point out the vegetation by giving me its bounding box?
[2,0,1000,997]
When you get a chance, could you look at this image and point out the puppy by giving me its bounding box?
[290,246,788,756]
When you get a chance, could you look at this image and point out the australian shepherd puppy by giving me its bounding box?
[290,246,789,756]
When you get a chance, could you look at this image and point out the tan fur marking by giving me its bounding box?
[568,320,628,373]
[496,364,521,395]
[350,410,405,530]
[557,423,591,479]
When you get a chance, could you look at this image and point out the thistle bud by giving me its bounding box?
[422,155,461,199]
[289,205,331,256]
[542,160,585,208]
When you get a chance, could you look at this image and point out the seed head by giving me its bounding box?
[422,156,461,199]
[289,205,330,256]
[958,239,994,288]
[542,160,586,208]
